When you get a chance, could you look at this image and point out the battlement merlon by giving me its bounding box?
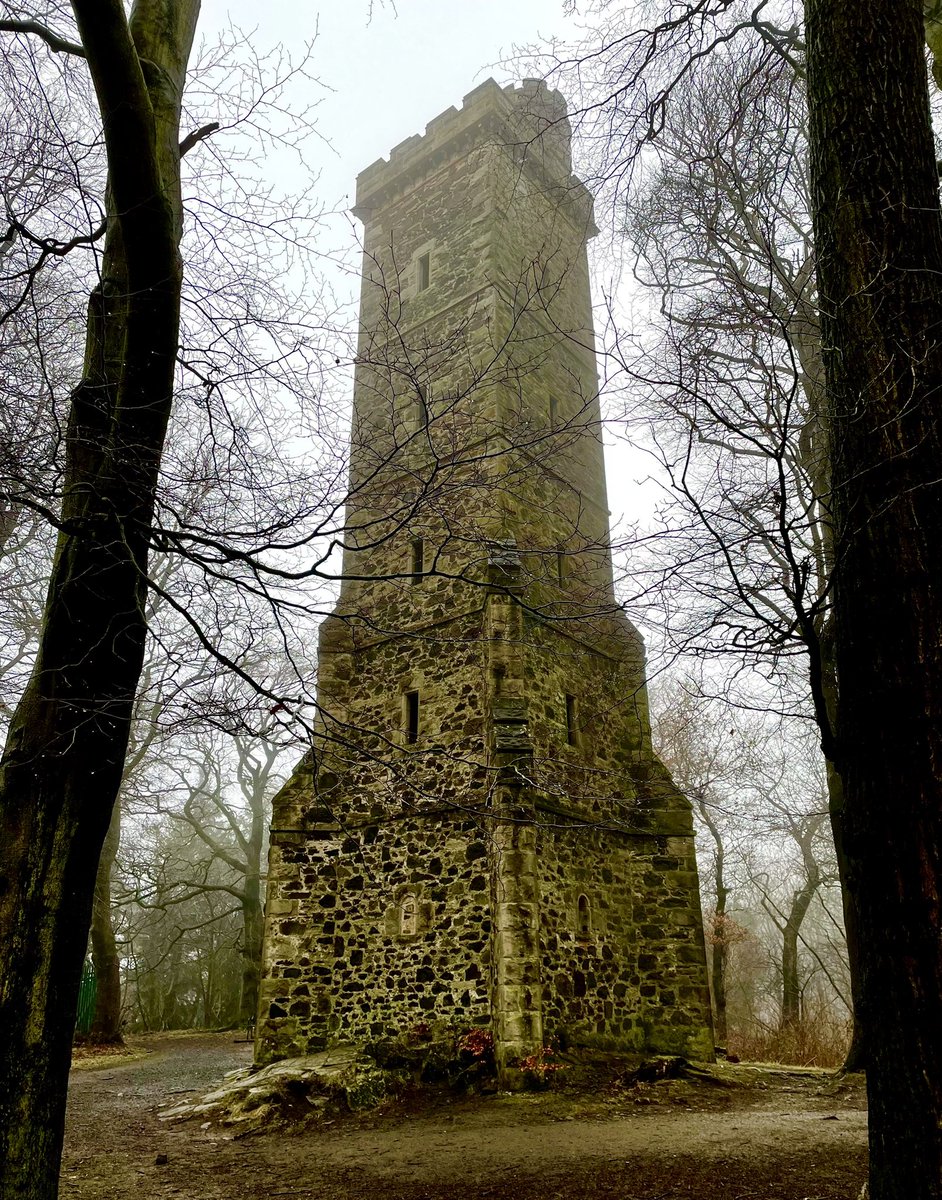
[352,78,598,236]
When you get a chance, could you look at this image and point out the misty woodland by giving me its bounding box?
[1,3,941,1200]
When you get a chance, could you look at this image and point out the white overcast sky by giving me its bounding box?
[217,2,576,204]
[210,3,656,535]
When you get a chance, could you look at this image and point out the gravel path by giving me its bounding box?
[61,1032,869,1200]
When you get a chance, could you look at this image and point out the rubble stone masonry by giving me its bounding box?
[256,79,715,1078]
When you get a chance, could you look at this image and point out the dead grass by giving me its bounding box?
[71,1043,149,1071]
[728,1015,852,1068]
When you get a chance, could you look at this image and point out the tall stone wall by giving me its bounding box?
[258,810,494,1061]
[537,823,713,1058]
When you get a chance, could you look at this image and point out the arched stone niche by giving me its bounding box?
[577,893,592,937]
[384,884,433,939]
[400,893,418,936]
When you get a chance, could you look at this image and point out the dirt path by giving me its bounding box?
[62,1033,868,1199]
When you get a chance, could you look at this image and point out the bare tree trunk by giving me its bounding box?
[780,864,820,1029]
[240,756,268,1027]
[758,816,824,1033]
[710,892,729,1047]
[697,799,729,1046]
[806,0,942,1193]
[0,5,198,1197]
[89,801,123,1043]
[241,876,264,1027]
[822,757,866,1070]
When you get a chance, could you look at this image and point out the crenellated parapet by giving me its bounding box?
[353,78,595,237]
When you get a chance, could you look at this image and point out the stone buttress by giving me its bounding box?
[256,79,715,1077]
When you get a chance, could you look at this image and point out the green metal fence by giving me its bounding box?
[75,959,96,1035]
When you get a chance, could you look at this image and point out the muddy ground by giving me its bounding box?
[62,1032,868,1199]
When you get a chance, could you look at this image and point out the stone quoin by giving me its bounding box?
[256,78,715,1080]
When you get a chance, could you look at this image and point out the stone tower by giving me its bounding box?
[257,79,714,1075]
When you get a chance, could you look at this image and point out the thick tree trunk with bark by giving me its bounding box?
[0,4,198,1197]
[806,0,942,1194]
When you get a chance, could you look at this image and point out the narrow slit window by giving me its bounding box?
[417,252,430,291]
[405,690,420,745]
[556,551,566,585]
[577,894,591,936]
[549,394,558,426]
[565,694,578,746]
[410,538,424,583]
